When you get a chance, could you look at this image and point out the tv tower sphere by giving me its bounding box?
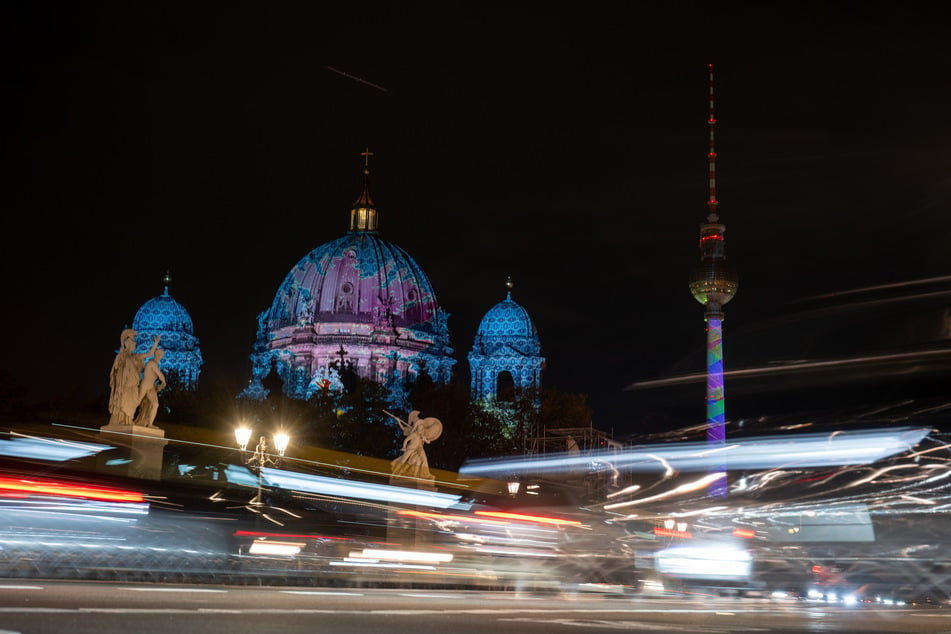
[689,221,738,319]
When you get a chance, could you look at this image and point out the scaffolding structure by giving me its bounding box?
[529,424,615,455]
[528,424,620,501]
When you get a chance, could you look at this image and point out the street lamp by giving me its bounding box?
[234,425,290,506]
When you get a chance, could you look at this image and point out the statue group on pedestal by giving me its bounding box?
[386,410,443,480]
[108,329,167,428]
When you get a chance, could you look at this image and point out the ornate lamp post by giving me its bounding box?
[235,425,290,506]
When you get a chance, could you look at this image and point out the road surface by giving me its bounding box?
[0,580,947,633]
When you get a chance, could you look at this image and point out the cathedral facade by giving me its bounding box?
[119,154,546,408]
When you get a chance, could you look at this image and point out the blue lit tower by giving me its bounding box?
[131,271,203,390]
[468,278,544,401]
[688,65,738,495]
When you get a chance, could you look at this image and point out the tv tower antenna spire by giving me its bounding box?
[707,63,718,222]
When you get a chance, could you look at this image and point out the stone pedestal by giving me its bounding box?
[389,474,436,492]
[387,475,437,547]
[98,424,168,480]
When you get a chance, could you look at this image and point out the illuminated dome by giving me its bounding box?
[242,154,454,401]
[474,294,540,353]
[267,232,443,332]
[468,280,544,400]
[131,272,202,390]
[134,289,195,335]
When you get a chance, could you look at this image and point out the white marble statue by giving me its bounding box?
[108,330,160,426]
[387,410,443,480]
[133,347,167,428]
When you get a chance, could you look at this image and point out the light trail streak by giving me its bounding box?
[473,510,583,526]
[661,505,729,519]
[899,495,936,506]
[604,473,725,510]
[326,66,388,92]
[795,275,951,303]
[0,476,145,503]
[841,463,934,488]
[260,467,461,508]
[606,484,641,498]
[908,442,951,460]
[461,427,930,476]
[0,433,112,461]
[629,348,951,389]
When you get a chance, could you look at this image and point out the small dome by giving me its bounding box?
[473,292,541,356]
[468,283,544,401]
[129,274,202,390]
[133,289,195,335]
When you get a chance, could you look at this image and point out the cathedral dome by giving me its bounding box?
[473,293,541,355]
[133,290,195,335]
[130,273,202,390]
[242,153,454,402]
[265,232,441,332]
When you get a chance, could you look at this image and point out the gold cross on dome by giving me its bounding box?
[361,147,374,167]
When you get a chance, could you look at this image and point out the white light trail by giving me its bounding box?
[248,541,303,556]
[260,468,461,508]
[349,549,453,564]
[628,348,951,389]
[0,434,112,461]
[460,427,930,477]
[604,473,725,510]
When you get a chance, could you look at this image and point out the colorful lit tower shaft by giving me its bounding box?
[705,319,726,441]
[688,65,738,493]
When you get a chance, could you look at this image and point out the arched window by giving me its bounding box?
[496,370,515,402]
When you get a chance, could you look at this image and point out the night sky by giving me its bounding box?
[4,3,951,433]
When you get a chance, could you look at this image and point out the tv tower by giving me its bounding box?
[688,64,738,497]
